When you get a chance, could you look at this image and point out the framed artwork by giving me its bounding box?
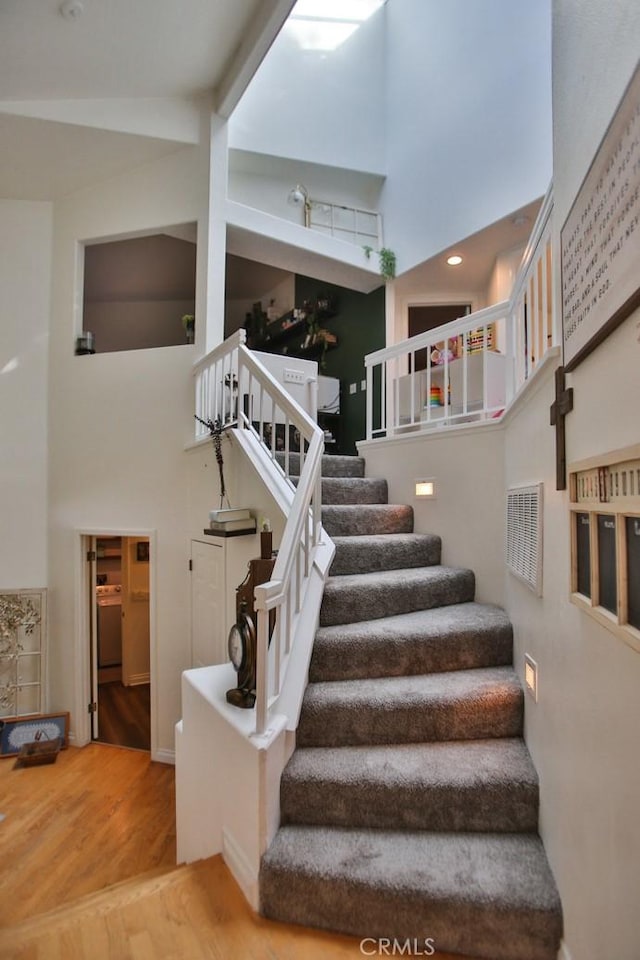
[0,712,69,757]
[561,61,640,371]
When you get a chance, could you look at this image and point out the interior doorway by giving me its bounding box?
[88,535,151,751]
[408,303,471,371]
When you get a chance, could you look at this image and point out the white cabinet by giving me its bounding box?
[190,534,260,668]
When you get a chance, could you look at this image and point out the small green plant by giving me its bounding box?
[378,248,396,280]
[182,314,195,342]
[363,246,396,280]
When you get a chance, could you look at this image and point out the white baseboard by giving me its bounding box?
[222,828,259,911]
[153,747,175,765]
[558,941,573,960]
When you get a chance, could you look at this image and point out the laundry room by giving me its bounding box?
[93,535,150,750]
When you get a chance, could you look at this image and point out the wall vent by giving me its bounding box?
[506,483,543,595]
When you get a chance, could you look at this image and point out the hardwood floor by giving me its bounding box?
[97,681,151,751]
[0,743,175,928]
[0,744,477,960]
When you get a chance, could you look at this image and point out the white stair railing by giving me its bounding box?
[365,185,556,441]
[193,330,324,736]
[365,301,511,438]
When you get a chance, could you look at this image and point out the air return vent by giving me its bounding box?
[506,483,543,595]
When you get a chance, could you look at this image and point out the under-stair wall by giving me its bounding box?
[358,419,506,606]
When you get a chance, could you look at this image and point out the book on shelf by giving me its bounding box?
[209,508,252,523]
[209,517,257,533]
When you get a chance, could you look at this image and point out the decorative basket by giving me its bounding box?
[17,735,61,767]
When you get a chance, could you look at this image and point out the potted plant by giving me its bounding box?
[182,314,195,343]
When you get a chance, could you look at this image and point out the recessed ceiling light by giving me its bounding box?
[447,255,462,266]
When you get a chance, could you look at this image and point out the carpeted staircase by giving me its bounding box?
[261,454,562,960]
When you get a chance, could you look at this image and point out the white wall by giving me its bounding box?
[0,200,52,588]
[47,144,207,756]
[228,152,384,228]
[359,424,505,607]
[228,10,386,175]
[502,6,640,957]
[486,244,525,307]
[381,0,552,273]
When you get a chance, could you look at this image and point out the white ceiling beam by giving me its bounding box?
[214,0,296,119]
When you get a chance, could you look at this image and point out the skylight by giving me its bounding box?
[285,0,386,52]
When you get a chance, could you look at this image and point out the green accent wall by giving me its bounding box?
[295,276,385,455]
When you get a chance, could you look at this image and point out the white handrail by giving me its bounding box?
[364,184,556,441]
[194,334,324,736]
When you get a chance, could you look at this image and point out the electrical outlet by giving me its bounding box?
[349,382,357,394]
[284,368,305,385]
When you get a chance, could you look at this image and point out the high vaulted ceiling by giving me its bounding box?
[0,0,294,199]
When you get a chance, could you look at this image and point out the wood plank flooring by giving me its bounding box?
[0,743,477,960]
[0,743,175,928]
[97,682,151,751]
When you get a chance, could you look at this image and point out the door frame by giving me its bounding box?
[75,527,157,756]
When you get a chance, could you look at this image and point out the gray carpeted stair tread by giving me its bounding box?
[281,738,539,832]
[276,452,365,478]
[330,532,441,575]
[260,826,563,960]
[322,503,414,537]
[321,476,388,505]
[320,565,475,626]
[311,602,512,681]
[297,666,523,747]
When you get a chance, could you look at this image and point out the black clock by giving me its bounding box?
[226,600,257,708]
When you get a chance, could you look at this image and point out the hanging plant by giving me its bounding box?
[363,246,396,280]
[378,248,396,280]
[195,415,235,509]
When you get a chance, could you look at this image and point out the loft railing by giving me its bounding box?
[364,185,556,440]
[193,330,324,736]
[307,199,382,249]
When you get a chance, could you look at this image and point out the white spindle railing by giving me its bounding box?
[365,186,556,441]
[193,330,324,736]
[510,187,554,390]
[365,302,511,438]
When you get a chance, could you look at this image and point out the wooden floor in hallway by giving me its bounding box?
[0,743,477,960]
[97,681,151,751]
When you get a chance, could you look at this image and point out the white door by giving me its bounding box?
[191,539,225,667]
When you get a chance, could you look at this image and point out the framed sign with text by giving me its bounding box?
[561,61,640,371]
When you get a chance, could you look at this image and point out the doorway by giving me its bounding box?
[88,535,151,751]
[408,303,471,371]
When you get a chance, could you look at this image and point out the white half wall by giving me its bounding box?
[0,199,52,588]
